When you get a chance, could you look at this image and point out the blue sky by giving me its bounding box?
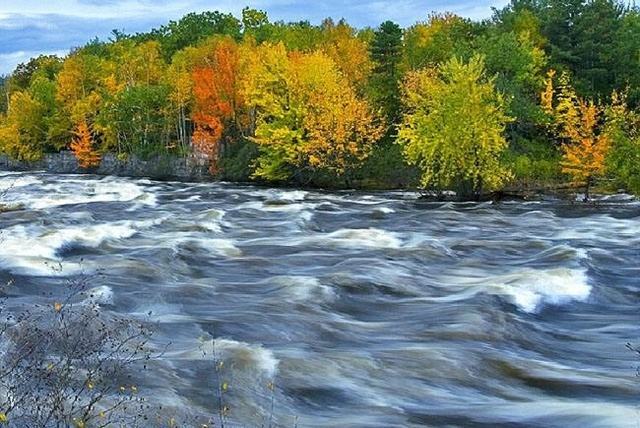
[0,0,509,75]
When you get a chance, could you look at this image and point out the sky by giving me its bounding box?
[0,0,510,75]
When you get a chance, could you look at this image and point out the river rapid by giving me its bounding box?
[0,171,638,427]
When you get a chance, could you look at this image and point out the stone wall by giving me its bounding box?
[0,151,212,181]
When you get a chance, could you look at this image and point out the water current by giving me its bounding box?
[0,171,638,427]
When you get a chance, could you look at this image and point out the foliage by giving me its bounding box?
[108,84,173,158]
[0,76,63,161]
[3,3,640,194]
[542,71,610,197]
[604,90,640,193]
[398,55,512,197]
[503,137,563,185]
[191,37,248,172]
[134,11,242,59]
[244,45,383,181]
[319,19,373,91]
[401,13,475,71]
[369,21,403,124]
[70,120,101,168]
[479,27,547,131]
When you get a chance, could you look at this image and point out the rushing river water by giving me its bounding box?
[0,171,639,427]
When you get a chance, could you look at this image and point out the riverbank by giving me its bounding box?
[0,151,211,182]
[0,151,627,202]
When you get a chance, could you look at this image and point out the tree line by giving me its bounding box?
[2,1,640,198]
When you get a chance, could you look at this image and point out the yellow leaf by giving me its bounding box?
[54,302,63,312]
[0,412,8,424]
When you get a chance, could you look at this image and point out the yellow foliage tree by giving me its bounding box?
[242,44,383,181]
[319,20,373,91]
[0,90,51,161]
[542,71,610,199]
[398,55,512,198]
[70,120,101,169]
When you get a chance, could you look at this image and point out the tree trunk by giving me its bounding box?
[584,177,592,202]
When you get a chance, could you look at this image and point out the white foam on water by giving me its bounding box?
[248,188,308,201]
[473,399,638,427]
[27,178,156,210]
[81,285,114,305]
[214,338,279,377]
[488,268,591,313]
[238,200,319,213]
[311,228,402,249]
[0,175,42,191]
[198,209,228,232]
[276,189,308,201]
[193,238,242,257]
[272,276,336,302]
[0,219,158,276]
[171,339,279,378]
[299,210,314,222]
[375,206,396,214]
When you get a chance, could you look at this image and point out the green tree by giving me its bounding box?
[241,7,271,42]
[613,9,640,105]
[604,91,640,192]
[479,29,547,132]
[0,76,9,115]
[398,56,512,198]
[369,21,403,124]
[8,55,63,92]
[401,13,475,72]
[138,12,242,59]
[106,84,173,157]
[571,0,623,98]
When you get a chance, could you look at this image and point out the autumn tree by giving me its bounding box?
[191,38,249,172]
[70,119,101,168]
[243,44,383,181]
[398,55,512,199]
[108,40,165,89]
[319,19,373,91]
[0,76,62,160]
[52,52,109,149]
[96,40,175,156]
[541,70,610,199]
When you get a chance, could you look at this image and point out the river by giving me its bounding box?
[0,171,638,427]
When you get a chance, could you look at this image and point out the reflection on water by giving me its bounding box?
[1,171,639,427]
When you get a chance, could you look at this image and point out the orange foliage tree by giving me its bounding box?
[319,19,373,91]
[70,120,101,169]
[541,71,610,199]
[191,38,247,173]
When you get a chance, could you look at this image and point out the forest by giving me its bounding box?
[2,0,640,198]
